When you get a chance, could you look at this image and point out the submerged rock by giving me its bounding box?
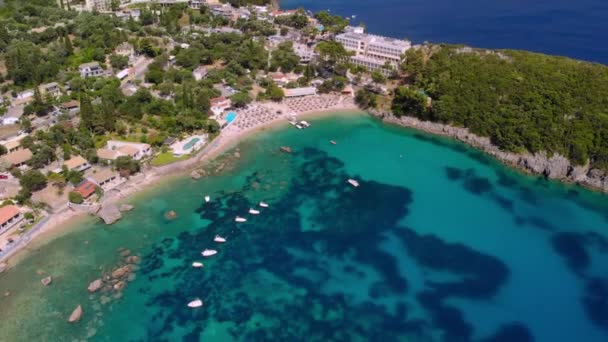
[41,276,52,286]
[88,279,103,293]
[111,266,130,279]
[191,170,201,179]
[97,204,122,225]
[119,204,135,212]
[125,255,140,264]
[164,210,178,220]
[119,249,131,257]
[68,305,83,323]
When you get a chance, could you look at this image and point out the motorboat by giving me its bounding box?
[330,140,337,145]
[214,235,226,243]
[295,124,304,129]
[299,121,310,128]
[348,179,360,187]
[192,262,204,268]
[259,202,269,208]
[249,208,260,215]
[204,196,210,203]
[202,249,217,257]
[235,216,247,222]
[187,299,203,308]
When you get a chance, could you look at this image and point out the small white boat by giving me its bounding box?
[295,124,304,129]
[352,15,357,19]
[235,216,247,222]
[348,179,360,187]
[204,196,210,203]
[299,120,310,128]
[214,235,226,243]
[202,249,217,257]
[192,262,204,268]
[259,202,269,208]
[187,299,203,308]
[249,208,260,215]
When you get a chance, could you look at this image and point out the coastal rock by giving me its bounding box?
[0,262,7,273]
[119,204,135,212]
[111,266,131,279]
[191,170,201,179]
[119,249,131,257]
[97,204,122,225]
[68,305,83,323]
[126,255,140,264]
[164,210,178,220]
[568,163,590,182]
[41,276,52,286]
[546,153,570,179]
[88,279,103,293]
[113,281,126,291]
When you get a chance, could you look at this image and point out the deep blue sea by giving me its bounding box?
[2,113,608,341]
[282,0,608,64]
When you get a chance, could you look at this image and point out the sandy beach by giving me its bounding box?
[0,96,360,267]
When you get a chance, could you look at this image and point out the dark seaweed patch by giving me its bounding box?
[551,232,589,273]
[480,323,534,342]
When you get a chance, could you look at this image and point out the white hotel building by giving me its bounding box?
[336,26,411,75]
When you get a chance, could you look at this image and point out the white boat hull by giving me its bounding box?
[214,236,226,243]
[188,299,203,308]
[192,262,204,268]
[202,250,217,257]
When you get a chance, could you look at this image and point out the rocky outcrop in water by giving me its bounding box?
[41,276,52,286]
[97,204,122,224]
[119,204,135,212]
[191,170,202,179]
[88,279,103,293]
[68,305,83,323]
[369,110,608,193]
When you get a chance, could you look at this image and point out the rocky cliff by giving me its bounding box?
[369,110,608,193]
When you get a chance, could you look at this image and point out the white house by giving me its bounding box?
[284,87,317,98]
[79,62,104,78]
[97,141,152,161]
[210,97,231,116]
[193,66,208,81]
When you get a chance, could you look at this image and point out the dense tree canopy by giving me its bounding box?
[396,46,608,168]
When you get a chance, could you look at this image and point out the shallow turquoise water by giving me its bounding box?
[2,113,608,341]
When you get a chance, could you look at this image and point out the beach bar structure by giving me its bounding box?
[0,205,23,236]
[283,87,317,98]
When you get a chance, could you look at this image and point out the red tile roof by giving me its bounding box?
[75,180,97,199]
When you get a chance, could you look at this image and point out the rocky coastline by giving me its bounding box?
[369,110,608,193]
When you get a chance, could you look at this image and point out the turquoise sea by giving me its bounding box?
[2,112,608,341]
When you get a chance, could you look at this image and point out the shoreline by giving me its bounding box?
[0,101,360,268]
[369,110,608,194]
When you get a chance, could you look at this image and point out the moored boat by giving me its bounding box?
[204,196,210,203]
[235,216,247,222]
[192,262,204,268]
[330,140,337,145]
[187,299,203,308]
[280,146,292,153]
[249,208,260,215]
[348,179,360,187]
[259,201,269,208]
[214,235,226,243]
[202,249,217,257]
[299,120,310,128]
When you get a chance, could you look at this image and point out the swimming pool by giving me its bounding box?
[183,138,200,150]
[226,112,237,124]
